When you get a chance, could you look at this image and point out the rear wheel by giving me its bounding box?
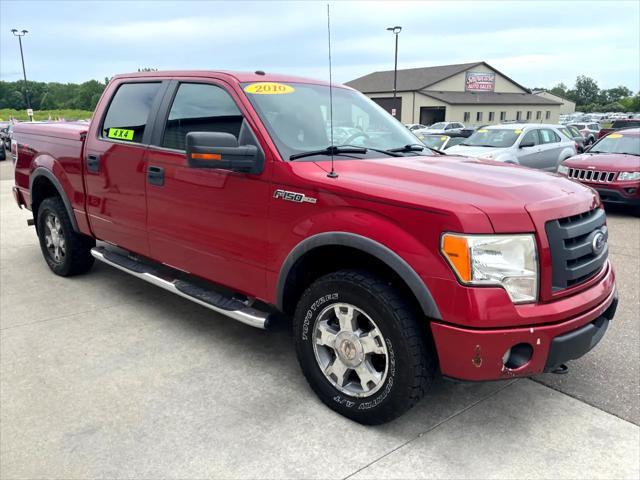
[293,270,435,424]
[36,196,95,276]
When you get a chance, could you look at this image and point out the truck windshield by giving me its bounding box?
[241,82,429,160]
[461,128,521,148]
[591,134,640,156]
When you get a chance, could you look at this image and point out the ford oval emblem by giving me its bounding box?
[591,230,606,255]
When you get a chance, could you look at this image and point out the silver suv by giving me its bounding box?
[446,123,577,171]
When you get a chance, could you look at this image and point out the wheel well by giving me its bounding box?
[281,245,423,318]
[31,176,61,225]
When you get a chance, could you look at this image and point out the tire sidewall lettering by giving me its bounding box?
[303,292,397,411]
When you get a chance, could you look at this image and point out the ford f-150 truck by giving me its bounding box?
[12,71,617,424]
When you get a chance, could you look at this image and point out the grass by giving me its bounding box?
[0,109,93,122]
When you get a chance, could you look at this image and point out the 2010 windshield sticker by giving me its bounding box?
[514,129,523,134]
[608,133,623,139]
[244,82,295,95]
[107,128,134,141]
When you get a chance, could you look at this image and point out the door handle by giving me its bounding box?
[86,154,100,173]
[147,165,165,186]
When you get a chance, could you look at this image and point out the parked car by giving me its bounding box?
[12,70,616,424]
[446,124,576,170]
[557,124,586,153]
[417,134,466,151]
[568,122,601,145]
[558,128,640,207]
[598,118,640,138]
[405,123,427,131]
[415,121,465,135]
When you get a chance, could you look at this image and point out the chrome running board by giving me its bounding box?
[91,247,270,330]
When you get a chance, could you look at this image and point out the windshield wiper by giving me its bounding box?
[389,143,445,155]
[290,145,367,161]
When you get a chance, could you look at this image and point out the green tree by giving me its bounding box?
[573,75,600,106]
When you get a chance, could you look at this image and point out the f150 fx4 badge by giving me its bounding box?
[273,189,317,204]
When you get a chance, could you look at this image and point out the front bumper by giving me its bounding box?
[431,284,618,381]
[595,187,640,207]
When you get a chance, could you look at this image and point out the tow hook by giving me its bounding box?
[551,364,569,374]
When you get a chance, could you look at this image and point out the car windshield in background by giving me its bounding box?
[429,122,446,130]
[558,127,573,139]
[462,128,521,148]
[612,120,640,128]
[242,82,429,161]
[568,126,581,137]
[422,135,447,150]
[591,134,640,156]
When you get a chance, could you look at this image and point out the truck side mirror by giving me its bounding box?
[185,131,263,174]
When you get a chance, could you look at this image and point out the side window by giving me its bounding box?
[102,82,162,143]
[540,129,560,143]
[476,112,483,122]
[526,111,532,120]
[545,111,551,119]
[463,112,470,122]
[500,111,506,121]
[516,111,522,121]
[521,130,539,146]
[488,112,494,122]
[162,83,242,151]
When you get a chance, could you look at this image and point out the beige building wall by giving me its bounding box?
[428,64,528,94]
[409,93,561,126]
[534,91,576,114]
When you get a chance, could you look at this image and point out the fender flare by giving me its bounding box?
[29,167,79,232]
[276,232,442,320]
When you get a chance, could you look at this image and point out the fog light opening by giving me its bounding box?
[502,343,533,370]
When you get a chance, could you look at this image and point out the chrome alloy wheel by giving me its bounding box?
[43,212,66,263]
[312,303,389,398]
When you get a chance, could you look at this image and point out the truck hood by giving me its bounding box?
[303,155,598,232]
[563,152,640,171]
[445,145,506,158]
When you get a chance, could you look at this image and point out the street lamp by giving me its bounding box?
[11,28,32,121]
[386,26,402,98]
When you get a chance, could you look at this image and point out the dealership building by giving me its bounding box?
[346,61,562,126]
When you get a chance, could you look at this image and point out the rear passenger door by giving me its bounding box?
[84,81,167,255]
[538,128,563,170]
[144,80,271,298]
[516,129,542,168]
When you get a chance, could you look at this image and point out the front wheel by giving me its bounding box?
[293,270,435,424]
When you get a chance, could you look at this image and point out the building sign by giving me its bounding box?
[465,72,496,92]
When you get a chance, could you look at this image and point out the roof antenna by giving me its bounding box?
[326,3,338,179]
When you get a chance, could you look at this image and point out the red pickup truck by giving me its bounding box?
[12,71,617,424]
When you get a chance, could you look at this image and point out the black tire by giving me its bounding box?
[293,270,435,425]
[36,196,95,276]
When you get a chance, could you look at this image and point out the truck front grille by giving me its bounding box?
[568,168,616,183]
[545,208,608,291]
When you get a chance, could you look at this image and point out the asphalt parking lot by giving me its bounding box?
[0,159,638,479]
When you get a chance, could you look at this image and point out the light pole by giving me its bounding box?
[11,29,32,121]
[386,26,402,98]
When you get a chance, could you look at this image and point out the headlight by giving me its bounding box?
[441,234,538,304]
[557,164,569,175]
[618,171,640,181]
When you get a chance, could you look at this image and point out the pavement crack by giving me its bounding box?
[342,379,519,480]
[0,301,135,331]
[531,377,640,427]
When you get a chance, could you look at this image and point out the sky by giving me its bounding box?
[1,0,639,92]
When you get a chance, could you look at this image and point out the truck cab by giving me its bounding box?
[12,71,617,424]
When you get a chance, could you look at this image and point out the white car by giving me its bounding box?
[446,123,576,171]
[415,121,465,135]
[405,123,427,131]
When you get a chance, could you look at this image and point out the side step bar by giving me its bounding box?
[91,247,270,330]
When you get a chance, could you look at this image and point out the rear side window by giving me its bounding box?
[102,82,162,143]
[162,83,242,151]
[540,129,560,143]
